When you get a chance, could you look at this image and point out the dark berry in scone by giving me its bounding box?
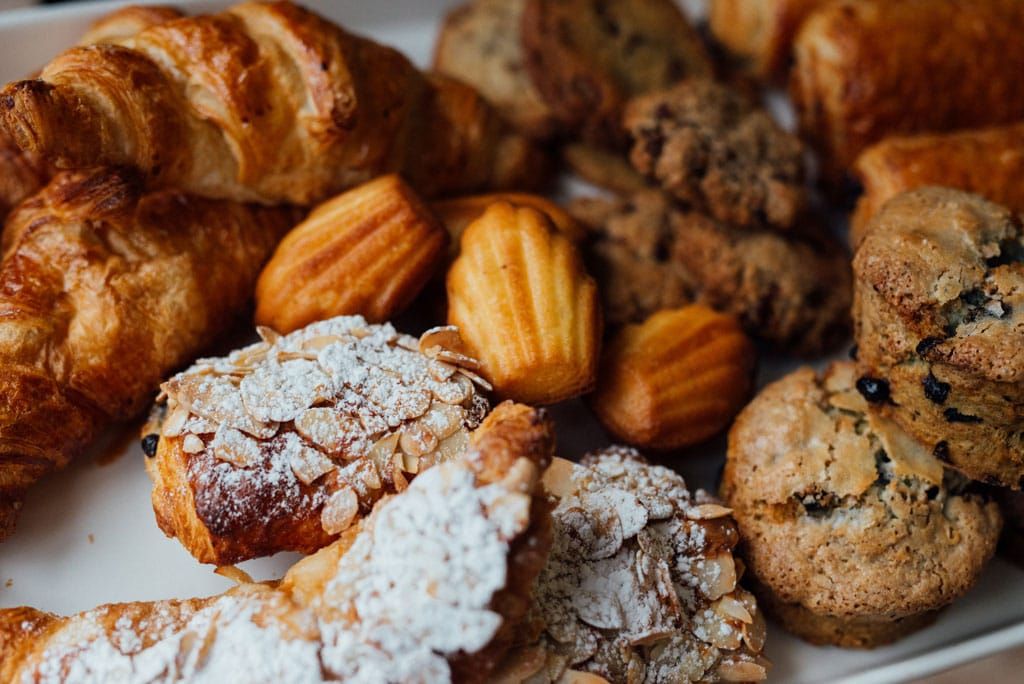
[723,362,1002,648]
[853,187,1024,488]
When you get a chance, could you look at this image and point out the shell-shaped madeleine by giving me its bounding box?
[447,202,601,405]
[255,175,448,333]
[591,305,755,449]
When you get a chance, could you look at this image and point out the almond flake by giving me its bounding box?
[182,434,205,454]
[288,443,337,485]
[320,486,358,535]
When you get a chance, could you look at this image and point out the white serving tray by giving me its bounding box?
[1,1,1022,682]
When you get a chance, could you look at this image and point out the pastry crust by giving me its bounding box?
[0,1,545,205]
[0,169,293,541]
[791,0,1024,185]
[708,0,828,79]
[1,402,553,684]
[851,123,1024,246]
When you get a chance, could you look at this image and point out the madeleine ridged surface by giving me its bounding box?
[591,305,755,449]
[256,175,447,333]
[447,202,601,404]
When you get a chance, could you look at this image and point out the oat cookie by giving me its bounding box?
[852,187,1024,488]
[521,0,712,146]
[572,190,851,355]
[433,0,556,139]
[625,79,807,231]
[723,362,1003,648]
[498,448,769,682]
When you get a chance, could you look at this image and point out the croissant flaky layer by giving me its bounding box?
[0,1,546,206]
[0,169,295,540]
[0,402,553,684]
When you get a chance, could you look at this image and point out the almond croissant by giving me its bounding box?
[0,168,295,541]
[0,1,546,206]
[0,402,552,684]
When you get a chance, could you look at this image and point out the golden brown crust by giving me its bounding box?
[791,0,1024,185]
[77,4,184,45]
[0,169,293,541]
[709,0,828,79]
[851,123,1024,246]
[0,1,544,206]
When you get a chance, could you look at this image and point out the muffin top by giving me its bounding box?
[724,362,1002,618]
[854,187,1024,382]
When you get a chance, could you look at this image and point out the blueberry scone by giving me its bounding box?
[853,187,1024,488]
[724,362,1002,647]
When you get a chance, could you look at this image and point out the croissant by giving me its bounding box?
[145,316,496,565]
[0,4,182,223]
[0,402,553,684]
[0,1,546,206]
[0,168,295,541]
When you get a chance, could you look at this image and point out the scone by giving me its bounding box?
[521,0,712,146]
[572,190,851,355]
[723,362,1002,648]
[625,79,806,232]
[433,0,556,139]
[853,188,1024,487]
[497,448,769,682]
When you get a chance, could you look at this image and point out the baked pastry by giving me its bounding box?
[146,315,492,565]
[625,79,807,232]
[0,1,544,206]
[572,190,851,355]
[0,168,293,541]
[255,175,447,334]
[791,0,1024,185]
[723,362,1002,648]
[852,187,1024,488]
[77,4,184,45]
[497,448,769,682]
[851,123,1024,245]
[562,142,650,196]
[591,306,755,450]
[1,401,553,683]
[520,0,712,146]
[433,0,556,139]
[708,0,828,79]
[447,202,601,405]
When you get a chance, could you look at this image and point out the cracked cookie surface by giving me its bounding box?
[853,187,1024,487]
[723,362,1002,647]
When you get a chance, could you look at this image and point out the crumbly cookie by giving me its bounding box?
[433,0,556,139]
[521,0,712,146]
[571,190,851,355]
[496,448,769,682]
[852,187,1024,488]
[625,79,806,231]
[562,142,650,195]
[723,362,1002,648]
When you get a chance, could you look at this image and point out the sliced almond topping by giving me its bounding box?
[182,434,205,454]
[686,503,734,521]
[542,457,580,499]
[717,658,768,682]
[294,407,367,455]
[321,486,358,535]
[399,423,439,458]
[210,425,262,468]
[161,404,190,437]
[214,565,254,585]
[419,402,464,440]
[289,444,337,485]
[714,595,753,624]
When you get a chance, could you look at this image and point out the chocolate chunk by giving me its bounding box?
[944,408,982,424]
[916,337,944,355]
[922,372,950,404]
[141,434,160,458]
[933,441,951,462]
[856,376,890,403]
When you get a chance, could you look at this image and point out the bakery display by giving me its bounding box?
[0,168,293,541]
[447,202,601,405]
[572,190,851,355]
[708,0,828,79]
[146,315,491,564]
[1,401,553,683]
[791,0,1024,185]
[851,123,1024,245]
[724,363,1002,647]
[625,78,806,232]
[0,1,544,206]
[497,448,769,682]
[591,306,755,450]
[853,188,1024,488]
[255,175,448,333]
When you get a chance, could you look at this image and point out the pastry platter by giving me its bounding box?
[0,0,1023,682]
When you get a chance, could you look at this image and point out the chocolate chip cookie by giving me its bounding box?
[723,362,1002,648]
[853,187,1024,488]
[571,190,851,355]
[521,0,712,146]
[433,0,556,139]
[625,78,807,232]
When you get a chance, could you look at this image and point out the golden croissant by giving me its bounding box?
[0,1,546,206]
[1,402,553,684]
[0,168,295,541]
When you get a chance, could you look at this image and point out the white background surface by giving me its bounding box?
[1,1,1022,682]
